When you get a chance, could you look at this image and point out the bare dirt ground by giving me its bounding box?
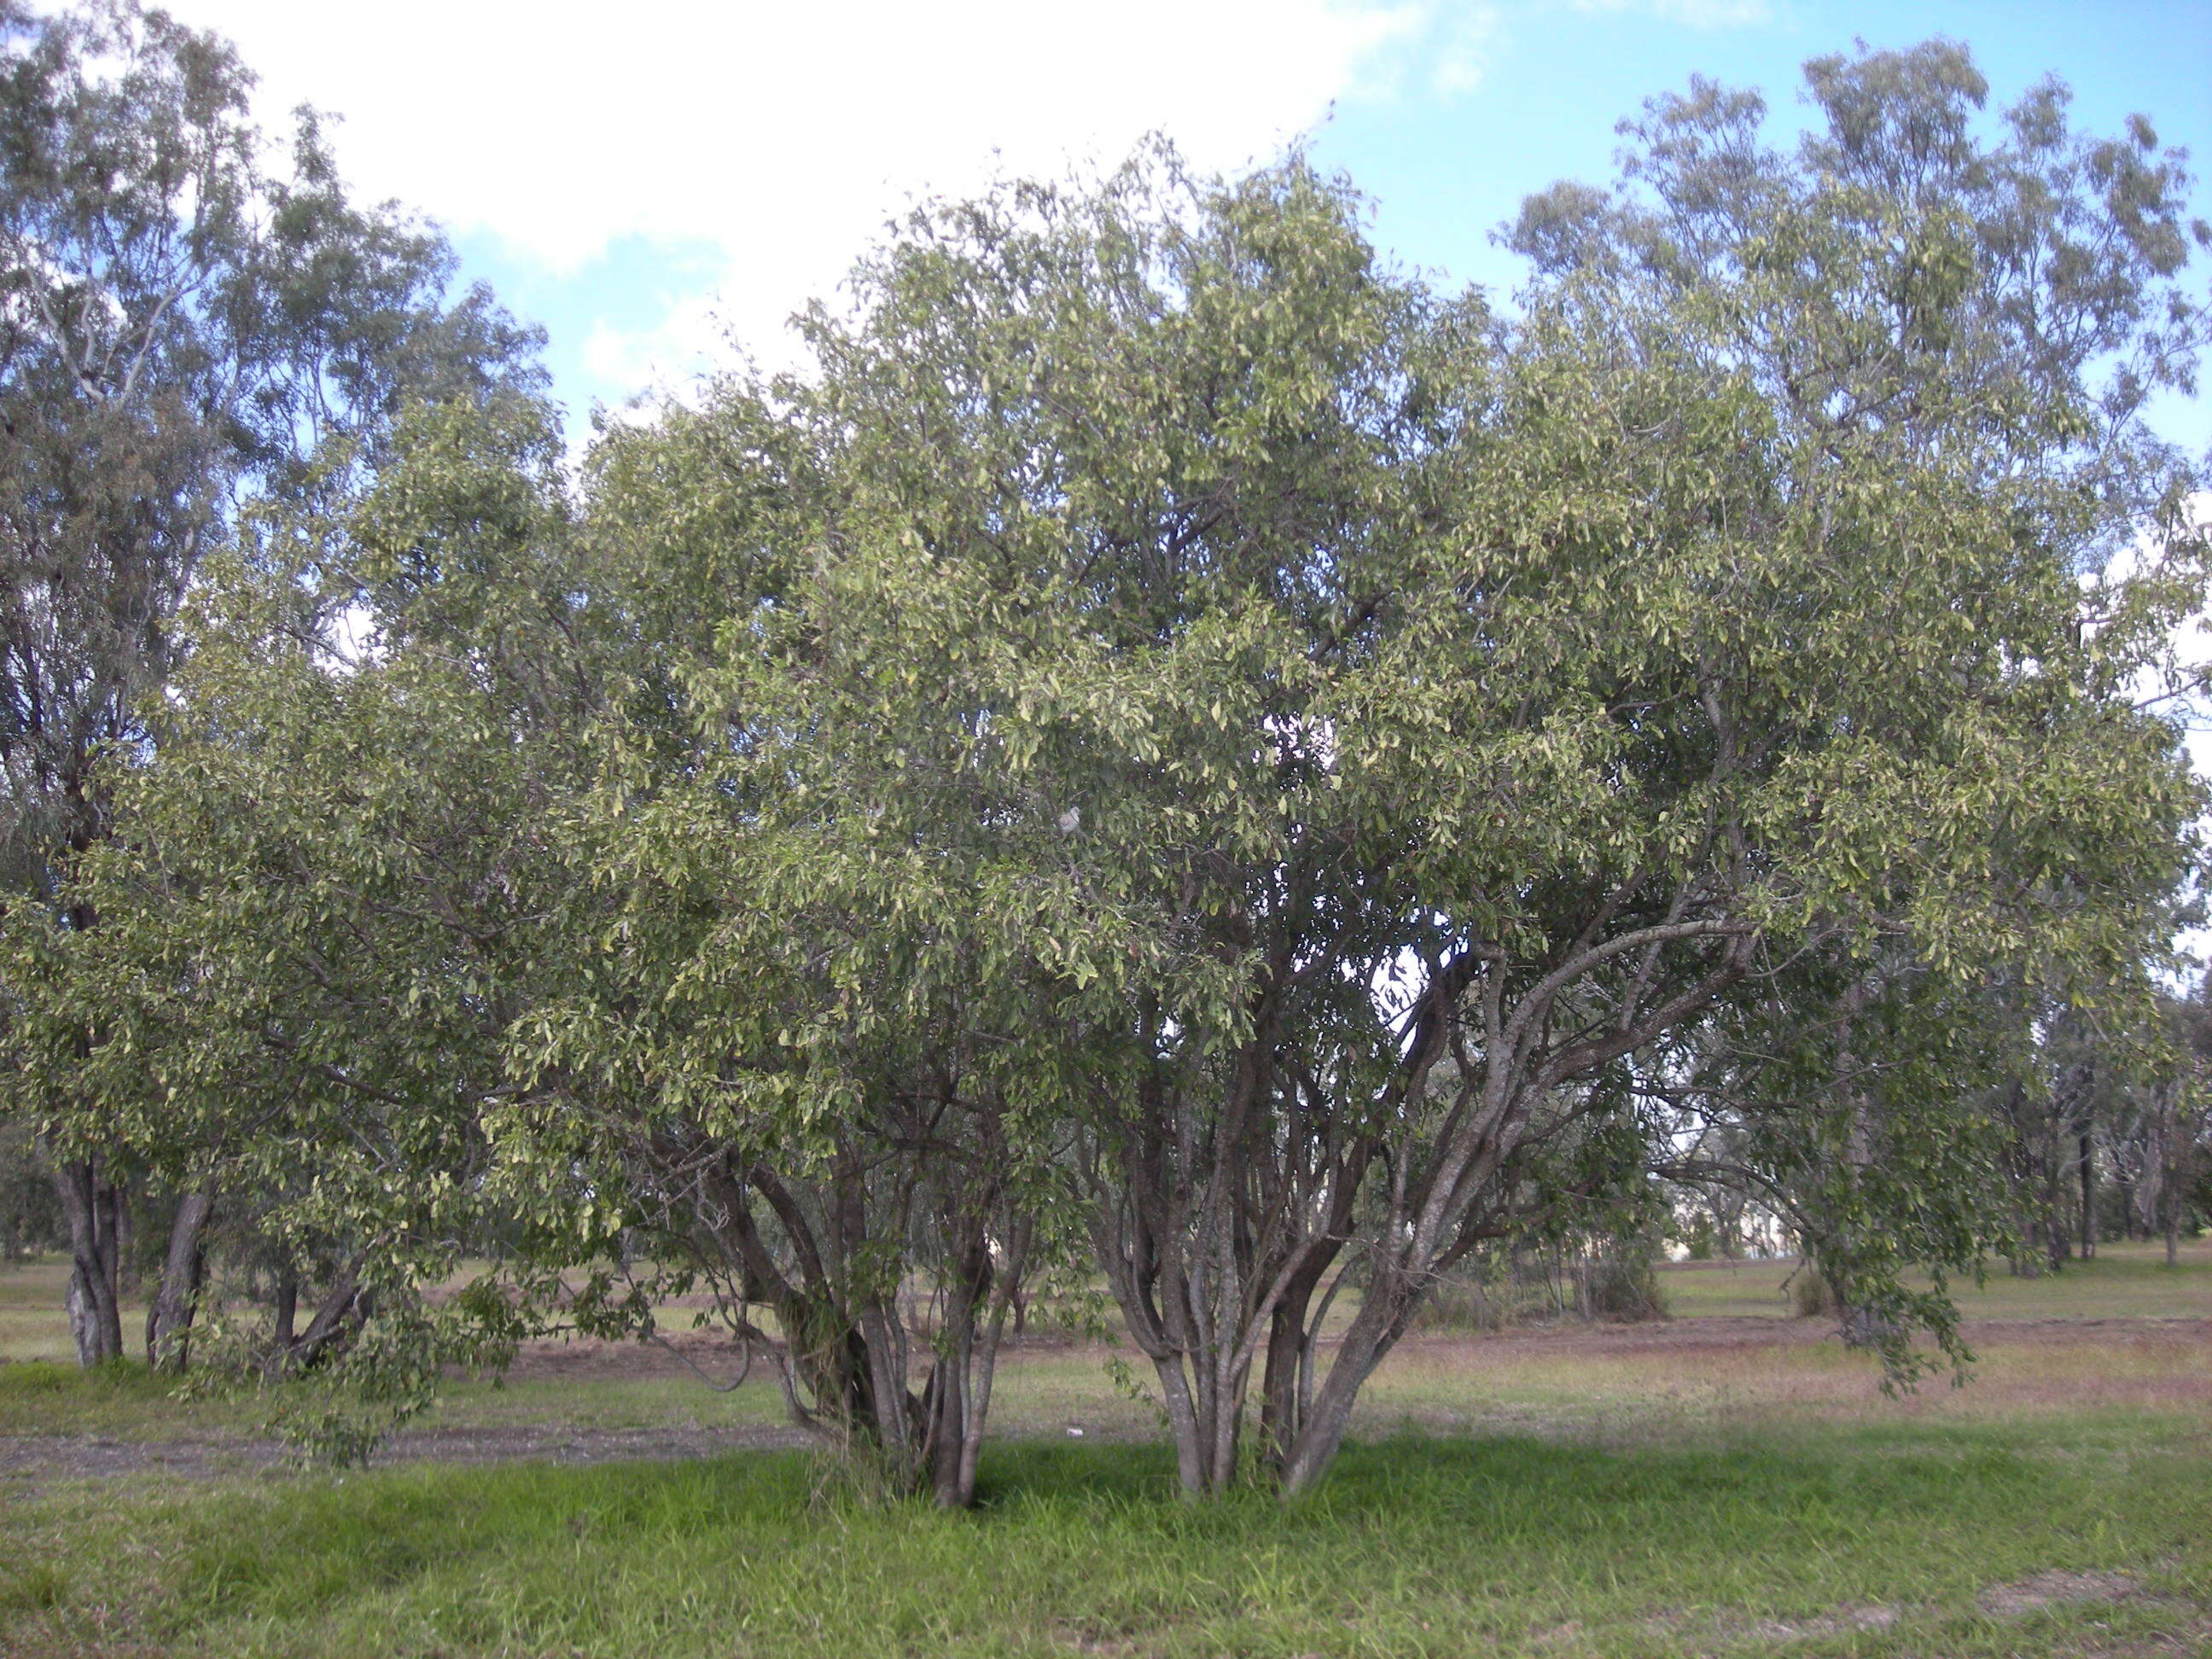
[0,1419,818,1485]
[492,1321,1079,1383]
[3,1312,2203,1487]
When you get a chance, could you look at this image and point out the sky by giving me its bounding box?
[141,0,2212,451]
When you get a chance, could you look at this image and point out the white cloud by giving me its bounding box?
[1569,0,1772,26]
[580,291,738,406]
[152,0,1444,381]
[1431,4,1502,96]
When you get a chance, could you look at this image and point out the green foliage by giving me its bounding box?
[0,0,543,893]
[0,0,548,1375]
[3,387,579,1414]
[0,1118,60,1258]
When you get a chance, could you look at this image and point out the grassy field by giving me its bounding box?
[3,1243,2208,1656]
[1656,1247,2212,1322]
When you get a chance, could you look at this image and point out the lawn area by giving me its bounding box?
[2,1241,2208,1656]
[1656,1242,2212,1322]
[0,1254,83,1365]
[3,1412,2205,1656]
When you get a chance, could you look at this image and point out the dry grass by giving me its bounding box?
[1656,1237,2212,1321]
[0,1258,81,1363]
[3,1237,2207,1454]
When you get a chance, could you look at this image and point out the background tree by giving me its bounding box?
[4,390,572,1447]
[2142,978,2212,1262]
[0,0,541,1365]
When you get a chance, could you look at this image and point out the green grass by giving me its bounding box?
[0,1257,84,1364]
[4,1240,2208,1655]
[3,1413,2206,1657]
[1656,1239,2212,1321]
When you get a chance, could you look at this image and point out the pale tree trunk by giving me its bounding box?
[2078,1127,2097,1260]
[1277,923,1759,1497]
[1256,1248,1334,1471]
[52,1157,125,1365]
[1086,1059,1218,1499]
[1278,1274,1408,1496]
[691,1146,1032,1506]
[2158,1092,2194,1273]
[702,1161,909,1462]
[1085,996,1356,1500]
[1092,916,1753,1501]
[1155,1365,1206,1497]
[2162,1107,2184,1268]
[144,1191,213,1371]
[1093,1148,1261,1500]
[947,1217,1031,1509]
[64,1276,94,1365]
[915,1211,1033,1509]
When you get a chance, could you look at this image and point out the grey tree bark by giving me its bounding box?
[52,1157,124,1365]
[144,1190,213,1371]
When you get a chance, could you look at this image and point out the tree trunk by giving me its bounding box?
[1151,1357,1209,1499]
[2165,1143,2182,1267]
[1279,1272,1411,1498]
[51,1158,124,1365]
[2078,1129,2097,1260]
[65,1276,94,1365]
[1257,1273,1313,1471]
[948,1218,1029,1510]
[272,1269,299,1349]
[1257,1243,1342,1476]
[288,1266,365,1369]
[144,1191,213,1371]
[922,1230,987,1508]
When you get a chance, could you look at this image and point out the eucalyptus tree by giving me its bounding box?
[2003,974,2212,1267]
[19,37,2199,1518]
[3,393,573,1404]
[0,0,542,1363]
[1512,38,2211,1310]
[2150,982,2212,1262]
[2119,979,2212,1262]
[672,42,2207,1500]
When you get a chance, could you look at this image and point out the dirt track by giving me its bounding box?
[488,1311,2212,1382]
[0,1420,819,1486]
[3,1314,2203,1487]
